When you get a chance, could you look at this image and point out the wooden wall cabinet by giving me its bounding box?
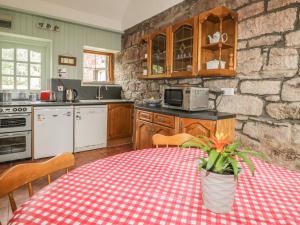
[198,6,238,77]
[138,6,237,80]
[107,103,133,146]
[135,109,235,149]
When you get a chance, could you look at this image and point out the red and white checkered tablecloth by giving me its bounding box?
[7,148,300,225]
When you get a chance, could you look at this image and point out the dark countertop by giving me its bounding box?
[0,99,134,107]
[135,104,235,120]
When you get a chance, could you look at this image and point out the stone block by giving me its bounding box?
[286,30,300,47]
[240,80,281,95]
[266,103,300,120]
[238,2,264,21]
[262,48,298,77]
[237,41,247,50]
[282,78,300,101]
[292,124,300,145]
[235,121,244,130]
[268,0,300,11]
[219,0,249,9]
[217,95,264,116]
[236,132,260,150]
[265,95,281,102]
[238,8,297,40]
[203,79,238,89]
[248,35,281,47]
[243,121,291,145]
[237,48,263,75]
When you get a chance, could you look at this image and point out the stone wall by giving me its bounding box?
[115,0,300,171]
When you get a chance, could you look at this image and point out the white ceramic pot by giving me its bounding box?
[201,169,237,213]
[206,60,226,69]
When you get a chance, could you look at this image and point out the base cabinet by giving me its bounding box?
[107,103,133,146]
[135,109,235,149]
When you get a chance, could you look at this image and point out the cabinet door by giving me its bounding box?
[135,120,154,149]
[108,104,133,140]
[169,17,198,77]
[148,29,169,77]
[180,118,215,138]
[153,123,175,136]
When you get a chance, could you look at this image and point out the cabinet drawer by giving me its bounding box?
[153,113,175,128]
[137,110,153,122]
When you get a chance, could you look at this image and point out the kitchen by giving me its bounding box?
[1,0,300,224]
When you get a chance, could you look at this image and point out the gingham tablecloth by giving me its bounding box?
[7,148,300,225]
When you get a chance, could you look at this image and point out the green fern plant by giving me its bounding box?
[181,133,267,179]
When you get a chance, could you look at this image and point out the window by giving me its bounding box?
[0,44,44,91]
[83,50,114,83]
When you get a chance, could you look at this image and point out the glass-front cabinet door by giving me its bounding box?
[149,30,169,77]
[170,18,198,77]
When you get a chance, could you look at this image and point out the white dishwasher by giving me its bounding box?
[74,105,107,152]
[34,106,74,159]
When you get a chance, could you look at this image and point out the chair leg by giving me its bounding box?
[28,183,33,197]
[47,174,51,184]
[8,193,17,212]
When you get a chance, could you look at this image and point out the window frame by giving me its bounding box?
[0,42,45,91]
[82,49,114,84]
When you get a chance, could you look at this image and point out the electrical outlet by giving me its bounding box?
[221,88,235,96]
[57,86,64,92]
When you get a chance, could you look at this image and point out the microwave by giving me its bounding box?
[162,86,209,111]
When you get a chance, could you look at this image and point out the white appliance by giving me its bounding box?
[34,106,73,159]
[74,105,107,152]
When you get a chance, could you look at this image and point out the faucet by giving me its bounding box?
[96,85,108,100]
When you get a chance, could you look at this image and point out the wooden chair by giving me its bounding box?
[0,152,75,212]
[152,133,194,148]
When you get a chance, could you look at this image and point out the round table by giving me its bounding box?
[8,148,300,225]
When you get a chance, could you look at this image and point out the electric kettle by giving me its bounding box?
[65,89,78,102]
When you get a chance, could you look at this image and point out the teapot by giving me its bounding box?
[208,32,228,44]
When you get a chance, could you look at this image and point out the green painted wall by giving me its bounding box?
[0,8,121,85]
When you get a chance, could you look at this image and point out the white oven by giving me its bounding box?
[0,131,31,162]
[0,106,32,163]
[0,112,31,133]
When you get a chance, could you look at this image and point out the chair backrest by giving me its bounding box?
[0,152,75,212]
[152,133,194,148]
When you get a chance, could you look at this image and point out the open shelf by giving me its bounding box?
[198,69,236,77]
[202,42,233,50]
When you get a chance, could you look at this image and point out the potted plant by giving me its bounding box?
[182,132,267,214]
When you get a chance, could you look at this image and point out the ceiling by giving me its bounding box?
[0,0,183,32]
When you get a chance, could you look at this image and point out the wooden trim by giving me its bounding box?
[83,50,114,82]
[83,49,113,56]
[216,118,236,143]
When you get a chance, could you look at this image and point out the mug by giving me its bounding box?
[221,33,228,43]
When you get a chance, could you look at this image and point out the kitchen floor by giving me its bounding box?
[0,144,133,225]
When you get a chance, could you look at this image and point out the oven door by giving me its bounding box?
[0,131,31,163]
[0,113,31,133]
[163,88,184,108]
